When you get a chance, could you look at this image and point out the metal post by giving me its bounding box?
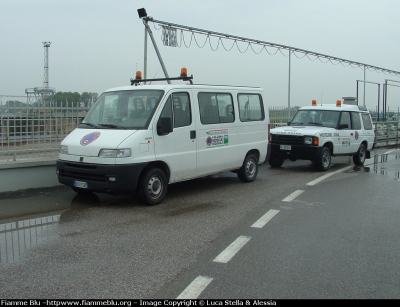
[143,26,148,84]
[356,80,359,104]
[142,18,171,83]
[288,48,291,120]
[377,84,380,121]
[384,80,387,121]
[363,66,366,106]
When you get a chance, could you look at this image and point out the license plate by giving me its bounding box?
[280,145,291,150]
[74,180,88,189]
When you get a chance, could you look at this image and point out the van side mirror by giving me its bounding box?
[339,124,348,129]
[157,117,173,135]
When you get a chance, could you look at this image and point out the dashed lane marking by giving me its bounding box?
[176,275,213,299]
[282,190,304,202]
[251,209,280,228]
[213,235,251,264]
[306,165,352,186]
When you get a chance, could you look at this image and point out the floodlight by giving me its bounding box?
[137,8,147,18]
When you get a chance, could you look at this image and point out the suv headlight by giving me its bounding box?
[59,145,68,154]
[304,136,319,145]
[98,149,131,158]
[304,136,313,145]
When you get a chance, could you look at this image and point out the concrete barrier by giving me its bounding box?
[0,158,60,193]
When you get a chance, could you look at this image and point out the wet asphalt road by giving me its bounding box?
[0,147,399,299]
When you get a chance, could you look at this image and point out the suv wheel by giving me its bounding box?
[317,147,331,171]
[353,144,366,166]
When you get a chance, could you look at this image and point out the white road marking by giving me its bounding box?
[213,235,251,263]
[282,190,304,202]
[251,209,280,228]
[307,165,352,186]
[383,150,395,155]
[176,275,213,299]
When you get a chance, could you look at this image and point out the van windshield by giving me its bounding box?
[80,90,164,129]
[290,110,340,128]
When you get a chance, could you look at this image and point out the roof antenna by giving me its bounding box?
[148,69,160,85]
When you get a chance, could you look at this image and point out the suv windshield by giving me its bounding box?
[80,90,164,130]
[290,110,340,128]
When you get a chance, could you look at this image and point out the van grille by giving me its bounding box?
[60,162,106,182]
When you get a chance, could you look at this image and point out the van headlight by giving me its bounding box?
[98,149,131,158]
[60,145,68,154]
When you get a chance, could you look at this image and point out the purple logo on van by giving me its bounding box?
[354,130,359,140]
[80,132,101,146]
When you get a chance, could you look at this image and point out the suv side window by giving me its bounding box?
[339,112,351,129]
[351,112,362,130]
[362,113,373,130]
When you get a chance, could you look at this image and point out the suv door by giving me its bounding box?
[351,111,363,153]
[337,111,354,154]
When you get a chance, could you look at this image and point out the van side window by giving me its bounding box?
[351,112,362,130]
[172,92,191,128]
[160,96,173,123]
[238,94,264,121]
[361,113,373,130]
[198,92,234,125]
[339,112,351,129]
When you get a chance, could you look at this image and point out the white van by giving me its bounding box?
[268,99,375,171]
[56,69,270,205]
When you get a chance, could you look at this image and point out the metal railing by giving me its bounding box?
[1,106,88,161]
[1,105,397,162]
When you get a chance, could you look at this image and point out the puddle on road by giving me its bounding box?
[353,153,400,179]
[0,213,61,265]
[0,193,103,265]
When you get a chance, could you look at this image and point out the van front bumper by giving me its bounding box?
[56,160,148,194]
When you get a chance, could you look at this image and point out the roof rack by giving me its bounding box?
[130,67,193,86]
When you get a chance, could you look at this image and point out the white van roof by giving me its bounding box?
[104,83,264,93]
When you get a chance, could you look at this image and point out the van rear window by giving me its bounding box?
[238,94,264,122]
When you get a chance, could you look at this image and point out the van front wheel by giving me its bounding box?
[137,168,168,206]
[237,154,259,183]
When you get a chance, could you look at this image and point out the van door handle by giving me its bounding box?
[190,130,196,139]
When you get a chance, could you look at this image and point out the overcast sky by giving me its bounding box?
[2,0,400,112]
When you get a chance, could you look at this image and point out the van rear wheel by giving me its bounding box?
[137,168,168,206]
[237,154,259,183]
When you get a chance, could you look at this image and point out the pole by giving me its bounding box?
[288,48,291,120]
[363,66,366,106]
[144,26,148,84]
[143,18,171,83]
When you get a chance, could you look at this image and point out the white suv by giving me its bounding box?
[268,100,375,171]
